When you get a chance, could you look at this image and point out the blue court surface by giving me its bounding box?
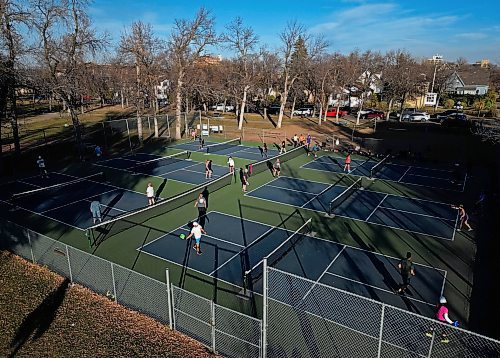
[172,140,280,161]
[94,152,227,185]
[0,172,151,230]
[245,177,458,240]
[139,211,445,316]
[302,155,466,191]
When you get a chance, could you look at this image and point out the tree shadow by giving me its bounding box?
[9,278,71,357]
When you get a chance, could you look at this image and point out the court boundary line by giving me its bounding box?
[301,162,464,192]
[440,270,447,296]
[266,184,321,196]
[366,194,389,222]
[245,191,453,241]
[214,211,446,274]
[324,272,435,307]
[40,188,120,214]
[461,172,468,192]
[451,209,460,241]
[378,205,456,222]
[397,166,412,182]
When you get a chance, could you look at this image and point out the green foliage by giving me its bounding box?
[444,99,455,109]
[378,101,389,111]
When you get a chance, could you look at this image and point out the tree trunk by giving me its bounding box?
[175,73,183,139]
[399,93,406,122]
[238,85,249,130]
[8,79,21,155]
[136,64,143,145]
[386,98,393,120]
[290,96,296,120]
[121,90,124,108]
[318,103,323,126]
[66,102,83,160]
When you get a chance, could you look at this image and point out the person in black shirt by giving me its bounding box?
[397,251,415,294]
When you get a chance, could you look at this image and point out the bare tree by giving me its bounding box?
[168,7,218,139]
[30,0,105,158]
[255,47,280,118]
[223,17,258,130]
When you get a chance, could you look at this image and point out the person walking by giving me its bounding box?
[194,193,207,227]
[306,133,312,149]
[344,153,352,173]
[263,143,269,158]
[205,159,213,179]
[258,145,264,158]
[425,296,459,343]
[310,143,320,158]
[90,200,102,224]
[227,156,235,174]
[396,252,415,294]
[280,140,287,154]
[451,204,472,231]
[273,158,281,177]
[37,155,49,178]
[146,182,155,206]
[186,222,206,256]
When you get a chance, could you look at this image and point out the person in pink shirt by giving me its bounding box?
[425,296,459,343]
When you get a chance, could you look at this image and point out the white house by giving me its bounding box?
[444,67,489,95]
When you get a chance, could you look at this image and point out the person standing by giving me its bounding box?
[396,252,415,294]
[186,222,206,256]
[194,193,207,227]
[311,143,320,158]
[37,155,49,178]
[451,204,472,231]
[273,158,281,177]
[280,140,287,154]
[425,296,459,343]
[90,200,102,224]
[94,145,102,159]
[299,134,305,146]
[344,153,352,173]
[292,134,298,148]
[263,143,269,158]
[227,156,235,174]
[258,145,264,158]
[241,167,249,192]
[306,133,312,149]
[146,182,155,206]
[205,159,213,179]
[192,129,197,141]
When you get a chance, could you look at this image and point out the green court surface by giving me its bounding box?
[0,138,476,327]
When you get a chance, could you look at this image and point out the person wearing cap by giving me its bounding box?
[397,251,415,294]
[37,155,49,178]
[185,221,206,256]
[425,296,459,343]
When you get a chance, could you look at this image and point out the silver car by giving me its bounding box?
[404,112,430,121]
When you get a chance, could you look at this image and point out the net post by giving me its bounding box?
[165,268,173,329]
[262,257,268,358]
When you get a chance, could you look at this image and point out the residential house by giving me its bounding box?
[444,66,490,95]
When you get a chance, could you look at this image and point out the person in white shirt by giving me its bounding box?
[185,221,207,255]
[146,182,155,206]
[37,155,49,178]
[227,156,235,173]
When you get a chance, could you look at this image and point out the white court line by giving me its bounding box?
[461,172,468,192]
[40,188,119,214]
[301,183,338,208]
[397,166,412,182]
[378,206,456,222]
[324,272,435,306]
[451,209,460,241]
[365,194,389,222]
[266,184,323,196]
[176,227,246,249]
[440,270,448,296]
[302,246,347,300]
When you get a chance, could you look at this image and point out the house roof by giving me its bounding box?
[456,66,490,86]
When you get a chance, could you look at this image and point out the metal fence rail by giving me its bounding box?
[0,217,261,358]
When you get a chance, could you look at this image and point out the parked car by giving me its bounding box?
[212,103,235,111]
[293,108,313,116]
[405,112,430,121]
[267,105,281,114]
[357,108,374,116]
[436,110,459,121]
[441,113,468,127]
[326,107,348,117]
[363,110,385,119]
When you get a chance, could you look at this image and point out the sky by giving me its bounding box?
[90,0,500,63]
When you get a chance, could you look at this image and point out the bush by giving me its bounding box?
[444,99,455,109]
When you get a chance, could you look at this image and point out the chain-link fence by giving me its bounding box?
[264,266,500,358]
[0,216,262,357]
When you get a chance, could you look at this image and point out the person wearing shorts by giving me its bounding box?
[292,134,298,148]
[227,156,235,174]
[311,143,320,158]
[90,200,102,224]
[273,158,281,177]
[241,167,249,192]
[186,221,206,255]
[280,141,287,154]
[397,252,415,294]
[205,159,213,179]
[451,204,472,231]
[37,155,49,178]
[299,134,305,146]
[344,153,351,173]
[194,193,207,227]
[146,182,155,206]
[425,296,458,343]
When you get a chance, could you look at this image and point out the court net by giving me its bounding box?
[250,144,307,175]
[85,171,233,247]
[10,172,106,200]
[205,138,241,154]
[128,150,191,174]
[328,177,363,215]
[369,154,390,178]
[244,218,312,287]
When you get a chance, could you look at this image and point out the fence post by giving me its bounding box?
[27,230,35,263]
[171,284,176,330]
[377,304,385,358]
[110,263,117,303]
[65,245,73,283]
[165,269,173,329]
[211,301,216,353]
[262,258,268,358]
[427,329,436,358]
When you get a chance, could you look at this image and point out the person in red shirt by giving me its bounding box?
[344,153,352,173]
[425,296,459,343]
